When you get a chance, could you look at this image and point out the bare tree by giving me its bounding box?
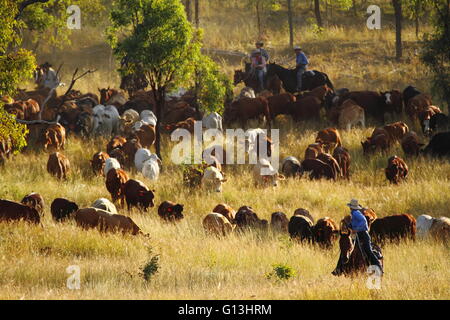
[392,0,403,60]
[287,0,294,46]
[314,0,323,27]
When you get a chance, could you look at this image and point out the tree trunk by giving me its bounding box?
[194,0,200,28]
[392,0,402,60]
[287,0,294,47]
[256,1,262,38]
[314,0,322,27]
[185,0,192,22]
[414,1,420,39]
[352,0,357,17]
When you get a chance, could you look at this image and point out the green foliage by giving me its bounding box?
[107,0,193,92]
[0,104,28,154]
[141,249,160,282]
[0,0,36,96]
[266,263,297,281]
[420,0,450,108]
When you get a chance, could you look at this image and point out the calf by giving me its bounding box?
[132,124,155,149]
[142,154,161,181]
[288,215,314,243]
[385,155,408,184]
[370,213,416,243]
[108,148,126,168]
[270,212,289,232]
[212,203,236,224]
[158,201,184,222]
[47,152,70,180]
[105,168,129,206]
[281,156,302,178]
[74,207,143,235]
[50,198,79,222]
[383,121,409,143]
[313,217,339,248]
[317,153,342,179]
[401,132,424,156]
[123,179,155,211]
[203,212,235,237]
[201,166,226,192]
[90,152,110,176]
[304,142,323,160]
[253,158,285,187]
[44,124,66,151]
[300,158,335,180]
[91,198,118,215]
[0,199,40,224]
[316,128,342,153]
[104,157,121,176]
[338,99,365,130]
[361,128,391,155]
[234,206,268,231]
[121,138,142,168]
[20,193,45,217]
[106,136,127,154]
[332,147,351,180]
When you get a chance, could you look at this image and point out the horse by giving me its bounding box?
[266,62,334,94]
[332,219,383,276]
[234,62,282,94]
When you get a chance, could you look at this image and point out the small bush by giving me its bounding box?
[266,263,297,281]
[141,250,160,282]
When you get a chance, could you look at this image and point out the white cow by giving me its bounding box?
[104,157,121,176]
[92,104,120,136]
[417,215,435,239]
[201,166,226,192]
[202,112,223,131]
[142,154,162,181]
[91,198,118,215]
[253,158,284,187]
[134,148,152,172]
[122,109,140,123]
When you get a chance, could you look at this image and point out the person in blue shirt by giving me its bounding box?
[294,46,309,92]
[347,199,383,273]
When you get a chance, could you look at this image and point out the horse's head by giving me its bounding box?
[233,70,244,85]
[98,87,112,104]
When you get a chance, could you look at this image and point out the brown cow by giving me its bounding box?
[383,121,409,143]
[212,203,235,224]
[4,99,40,120]
[158,201,184,221]
[105,168,129,206]
[234,206,268,231]
[0,199,40,224]
[20,193,45,217]
[47,152,70,180]
[43,123,66,151]
[304,142,323,160]
[163,101,198,125]
[106,136,127,154]
[203,212,235,237]
[303,85,333,102]
[361,128,391,155]
[50,198,79,222]
[270,212,289,232]
[385,156,408,184]
[91,152,110,176]
[301,158,336,180]
[131,124,155,149]
[316,128,342,153]
[317,153,342,179]
[108,148,126,168]
[406,93,432,120]
[74,207,144,235]
[267,93,296,119]
[224,97,271,128]
[333,147,351,180]
[165,118,196,134]
[121,138,142,168]
[313,217,339,248]
[401,131,424,156]
[370,213,416,243]
[123,179,155,211]
[288,96,322,121]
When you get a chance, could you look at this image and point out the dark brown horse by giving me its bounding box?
[332,219,383,276]
[233,62,282,94]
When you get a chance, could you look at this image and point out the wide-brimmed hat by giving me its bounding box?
[293,46,302,50]
[347,199,363,210]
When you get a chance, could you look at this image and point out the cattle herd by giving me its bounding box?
[1,72,450,276]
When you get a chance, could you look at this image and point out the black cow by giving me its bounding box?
[423,132,450,157]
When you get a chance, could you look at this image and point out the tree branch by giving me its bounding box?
[15,0,50,20]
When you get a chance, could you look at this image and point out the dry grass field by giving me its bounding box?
[1,1,449,300]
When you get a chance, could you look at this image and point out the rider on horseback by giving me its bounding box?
[347,199,384,273]
[37,62,59,90]
[294,46,309,92]
[255,41,270,62]
[250,49,267,92]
